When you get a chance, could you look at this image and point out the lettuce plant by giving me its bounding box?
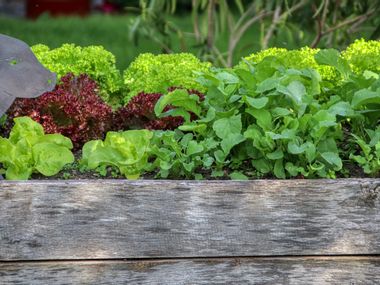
[0,117,74,180]
[8,73,113,149]
[237,46,339,82]
[113,87,204,131]
[342,39,380,74]
[81,130,153,179]
[123,53,211,103]
[32,44,123,104]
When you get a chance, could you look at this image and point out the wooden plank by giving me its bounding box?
[1,257,380,284]
[0,179,379,260]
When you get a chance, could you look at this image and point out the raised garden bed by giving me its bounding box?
[1,179,379,283]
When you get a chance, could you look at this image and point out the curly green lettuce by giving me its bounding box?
[237,47,338,81]
[342,39,380,74]
[123,53,211,103]
[32,44,122,104]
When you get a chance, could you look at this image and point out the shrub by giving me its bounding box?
[342,39,380,74]
[31,44,123,104]
[113,87,204,131]
[123,53,211,103]
[0,117,74,180]
[8,73,113,148]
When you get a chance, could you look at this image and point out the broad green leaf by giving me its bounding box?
[33,143,74,176]
[154,89,201,117]
[216,71,240,84]
[221,133,245,154]
[328,101,355,117]
[277,81,306,106]
[321,152,342,170]
[213,115,242,139]
[272,107,292,117]
[244,96,269,109]
[266,149,284,160]
[351,89,380,109]
[214,150,227,164]
[230,171,248,180]
[256,77,278,93]
[252,158,271,174]
[274,159,286,179]
[314,49,351,78]
[186,141,204,156]
[246,109,272,130]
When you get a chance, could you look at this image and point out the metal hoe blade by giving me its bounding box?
[0,34,56,117]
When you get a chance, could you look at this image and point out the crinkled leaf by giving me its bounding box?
[33,143,74,176]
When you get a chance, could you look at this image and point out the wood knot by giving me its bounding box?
[358,182,380,207]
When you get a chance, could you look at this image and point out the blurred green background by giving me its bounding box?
[0,0,379,70]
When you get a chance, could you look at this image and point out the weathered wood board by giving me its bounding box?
[1,257,380,285]
[0,179,379,260]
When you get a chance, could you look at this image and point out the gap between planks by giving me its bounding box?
[1,254,380,264]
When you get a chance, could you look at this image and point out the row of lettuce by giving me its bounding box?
[0,39,379,180]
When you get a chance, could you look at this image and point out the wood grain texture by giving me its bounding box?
[0,179,379,260]
[1,257,380,285]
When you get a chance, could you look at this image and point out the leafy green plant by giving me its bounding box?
[123,53,211,103]
[342,39,380,74]
[0,117,74,180]
[81,130,153,179]
[237,46,339,82]
[31,44,123,105]
[349,127,380,176]
[144,130,217,179]
[154,49,356,178]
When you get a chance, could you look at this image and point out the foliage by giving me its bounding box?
[130,0,380,67]
[237,47,339,82]
[342,39,380,74]
[128,0,184,53]
[31,43,123,104]
[146,130,221,179]
[0,117,74,180]
[349,127,380,176]
[7,73,113,149]
[149,46,380,179]
[154,60,347,178]
[113,87,204,131]
[123,53,211,103]
[81,130,153,179]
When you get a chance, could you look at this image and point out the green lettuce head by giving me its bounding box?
[32,44,122,104]
[123,53,211,104]
[342,39,380,74]
[237,47,338,82]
